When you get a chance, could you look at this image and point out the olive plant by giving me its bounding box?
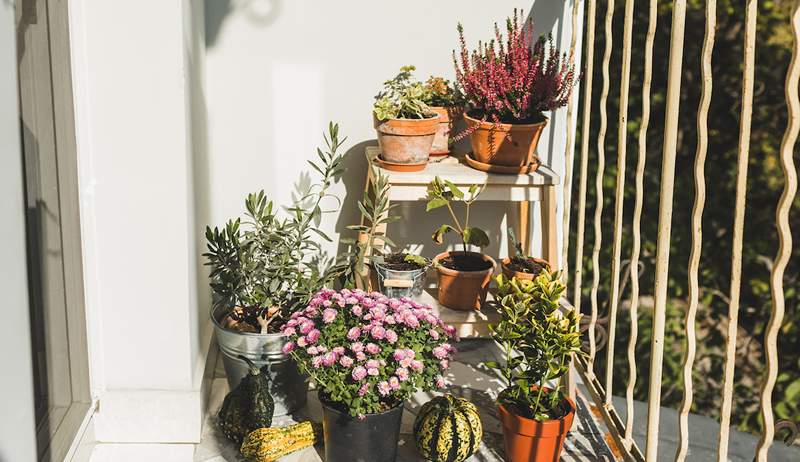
[485,272,583,421]
[204,123,347,332]
[426,176,489,252]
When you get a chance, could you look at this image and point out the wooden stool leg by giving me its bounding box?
[518,201,530,255]
[541,185,558,268]
[356,172,373,290]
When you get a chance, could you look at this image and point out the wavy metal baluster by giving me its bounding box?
[573,0,597,343]
[589,0,614,377]
[754,1,800,459]
[561,0,582,284]
[673,2,716,461]
[605,0,634,406]
[645,0,688,459]
[626,0,657,447]
[717,1,757,459]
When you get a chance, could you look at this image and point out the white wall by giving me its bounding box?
[204,0,582,266]
[69,0,209,443]
[0,2,39,460]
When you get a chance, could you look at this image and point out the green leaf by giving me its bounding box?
[432,224,456,244]
[445,180,464,199]
[463,227,490,248]
[426,197,449,211]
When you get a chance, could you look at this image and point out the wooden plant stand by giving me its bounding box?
[359,146,560,337]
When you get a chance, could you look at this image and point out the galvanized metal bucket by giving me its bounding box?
[372,260,428,298]
[211,306,308,416]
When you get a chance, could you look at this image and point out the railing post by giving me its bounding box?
[645,1,687,460]
[754,1,800,460]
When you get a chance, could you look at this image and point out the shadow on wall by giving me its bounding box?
[205,0,283,47]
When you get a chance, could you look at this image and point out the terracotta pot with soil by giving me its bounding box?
[464,111,547,168]
[429,106,462,156]
[497,391,576,462]
[374,115,439,165]
[501,256,551,281]
[434,251,496,311]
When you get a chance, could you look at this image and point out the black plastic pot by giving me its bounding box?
[319,392,404,462]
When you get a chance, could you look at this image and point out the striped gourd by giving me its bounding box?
[413,395,483,462]
[240,421,322,462]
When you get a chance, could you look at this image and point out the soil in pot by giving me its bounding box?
[435,251,496,311]
[381,252,427,271]
[497,390,576,462]
[464,110,547,168]
[375,114,439,165]
[319,392,404,462]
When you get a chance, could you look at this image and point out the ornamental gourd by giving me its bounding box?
[240,421,322,462]
[218,355,274,443]
[413,394,483,462]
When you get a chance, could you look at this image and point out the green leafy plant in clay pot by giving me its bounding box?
[453,9,576,170]
[502,227,552,281]
[204,123,347,415]
[422,76,463,156]
[485,272,583,462]
[426,176,496,311]
[374,65,440,168]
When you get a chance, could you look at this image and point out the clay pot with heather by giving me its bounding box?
[434,251,496,311]
[464,112,547,167]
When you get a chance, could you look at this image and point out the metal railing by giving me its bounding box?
[562,0,800,460]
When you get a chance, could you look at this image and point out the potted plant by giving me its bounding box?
[422,76,463,156]
[283,288,457,462]
[502,228,552,280]
[204,123,346,415]
[373,65,440,170]
[371,252,430,299]
[453,9,576,171]
[426,176,496,311]
[485,272,583,462]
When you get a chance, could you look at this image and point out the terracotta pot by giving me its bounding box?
[464,112,548,167]
[497,393,576,462]
[433,251,496,311]
[501,257,552,281]
[374,114,439,165]
[429,106,463,156]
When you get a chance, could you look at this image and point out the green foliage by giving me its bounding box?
[373,65,435,120]
[204,123,347,330]
[422,76,462,107]
[426,176,489,251]
[486,272,583,421]
[404,253,430,268]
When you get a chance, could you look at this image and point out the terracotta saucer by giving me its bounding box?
[375,156,428,172]
[465,152,540,174]
[429,150,450,157]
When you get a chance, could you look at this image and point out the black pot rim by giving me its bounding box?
[318,390,404,417]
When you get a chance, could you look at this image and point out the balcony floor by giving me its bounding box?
[194,338,617,461]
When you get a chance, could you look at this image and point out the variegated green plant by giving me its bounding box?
[373,65,435,120]
[485,271,584,421]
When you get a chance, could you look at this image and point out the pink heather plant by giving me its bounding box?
[283,288,458,417]
[453,9,576,124]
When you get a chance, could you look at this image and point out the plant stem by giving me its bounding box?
[535,379,546,417]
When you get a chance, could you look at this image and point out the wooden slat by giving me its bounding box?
[589,0,614,376]
[605,0,634,406]
[626,0,657,447]
[717,1,757,459]
[645,0,688,459]
[754,1,800,459]
[674,1,716,461]
[561,0,582,280]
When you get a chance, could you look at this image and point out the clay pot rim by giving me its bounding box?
[497,391,576,437]
[501,257,552,280]
[374,113,440,126]
[463,112,549,132]
[433,251,497,278]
